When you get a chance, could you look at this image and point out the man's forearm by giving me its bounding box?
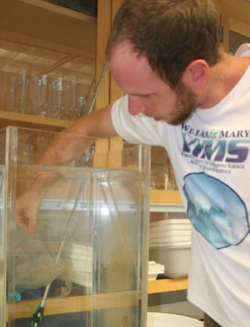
[37,104,116,163]
[35,105,118,187]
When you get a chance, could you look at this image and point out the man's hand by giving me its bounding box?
[15,184,42,233]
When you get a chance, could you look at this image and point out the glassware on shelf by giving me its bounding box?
[5,71,88,121]
[9,75,16,112]
[66,76,87,121]
[0,92,5,111]
[164,153,178,191]
[36,75,49,117]
[49,79,56,118]
[15,69,32,114]
[63,79,73,120]
[150,146,178,190]
[69,96,87,121]
[150,164,166,190]
[51,77,66,120]
[67,76,81,121]
[150,146,167,190]
[77,96,87,116]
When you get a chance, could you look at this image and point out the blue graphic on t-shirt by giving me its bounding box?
[183,172,249,249]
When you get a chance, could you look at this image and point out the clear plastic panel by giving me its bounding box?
[0,167,5,327]
[3,127,150,327]
[0,129,6,327]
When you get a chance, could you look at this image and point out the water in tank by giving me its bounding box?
[1,126,150,327]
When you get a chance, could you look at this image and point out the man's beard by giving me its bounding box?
[168,82,198,125]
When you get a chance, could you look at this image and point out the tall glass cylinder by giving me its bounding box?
[15,70,32,114]
[36,75,49,117]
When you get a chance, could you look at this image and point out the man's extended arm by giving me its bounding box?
[16,105,118,233]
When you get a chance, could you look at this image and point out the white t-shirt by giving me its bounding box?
[111,44,250,327]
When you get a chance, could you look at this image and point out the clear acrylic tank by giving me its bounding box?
[0,126,150,327]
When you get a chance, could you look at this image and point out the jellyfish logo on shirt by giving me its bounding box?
[183,172,249,249]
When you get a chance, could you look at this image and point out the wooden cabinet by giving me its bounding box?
[214,0,250,53]
[0,0,97,130]
[1,0,249,126]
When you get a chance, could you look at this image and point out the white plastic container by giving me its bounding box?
[150,234,191,244]
[150,218,191,227]
[149,218,192,247]
[148,261,165,280]
[147,312,203,327]
[149,244,190,278]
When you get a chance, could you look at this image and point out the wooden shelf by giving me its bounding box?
[148,278,188,294]
[0,110,72,131]
[150,189,185,212]
[12,290,139,319]
[150,189,182,204]
[215,0,250,28]
[7,279,187,320]
[0,0,96,51]
[0,0,97,98]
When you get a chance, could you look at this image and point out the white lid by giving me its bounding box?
[149,242,191,249]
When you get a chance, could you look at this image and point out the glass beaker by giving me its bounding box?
[0,92,6,111]
[70,96,87,121]
[52,77,65,120]
[164,153,178,190]
[15,69,32,114]
[36,75,49,117]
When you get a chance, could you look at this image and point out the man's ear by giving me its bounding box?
[181,59,209,91]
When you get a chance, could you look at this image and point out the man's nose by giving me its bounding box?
[128,95,146,116]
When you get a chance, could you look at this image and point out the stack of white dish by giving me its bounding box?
[148,261,165,280]
[149,213,192,278]
[62,243,93,288]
